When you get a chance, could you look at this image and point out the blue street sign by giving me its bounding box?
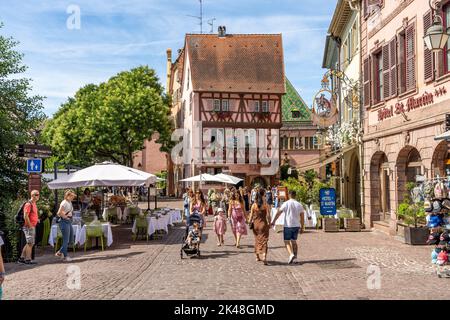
[320,188,336,216]
[27,158,42,173]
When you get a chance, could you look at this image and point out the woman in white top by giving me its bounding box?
[56,190,76,262]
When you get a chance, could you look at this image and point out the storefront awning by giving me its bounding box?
[434,131,450,141]
[295,145,357,172]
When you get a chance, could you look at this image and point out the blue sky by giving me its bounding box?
[0,0,336,116]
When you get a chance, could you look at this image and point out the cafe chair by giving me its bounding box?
[133,216,149,242]
[84,224,104,251]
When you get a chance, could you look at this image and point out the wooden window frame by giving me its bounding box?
[221,99,229,112]
[213,99,221,112]
[262,101,269,113]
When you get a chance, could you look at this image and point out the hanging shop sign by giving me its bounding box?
[378,87,447,122]
[311,73,339,128]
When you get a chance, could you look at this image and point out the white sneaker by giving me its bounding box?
[288,254,295,264]
[63,257,73,262]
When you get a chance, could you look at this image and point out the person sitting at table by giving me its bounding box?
[81,188,92,213]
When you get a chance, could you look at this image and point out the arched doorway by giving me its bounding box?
[346,153,361,217]
[396,146,422,204]
[251,176,267,189]
[370,152,390,222]
[431,140,448,178]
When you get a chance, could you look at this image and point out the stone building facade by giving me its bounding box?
[361,0,450,233]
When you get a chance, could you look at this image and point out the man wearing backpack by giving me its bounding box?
[18,190,40,265]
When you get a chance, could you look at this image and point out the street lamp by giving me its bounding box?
[424,0,450,52]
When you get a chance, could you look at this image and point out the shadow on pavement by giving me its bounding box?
[265,258,358,267]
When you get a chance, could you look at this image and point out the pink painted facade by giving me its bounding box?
[361,0,450,233]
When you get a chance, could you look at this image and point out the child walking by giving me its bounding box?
[214,208,227,246]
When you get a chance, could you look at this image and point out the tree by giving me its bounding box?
[0,22,44,221]
[42,66,173,167]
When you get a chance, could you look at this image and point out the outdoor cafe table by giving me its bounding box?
[132,213,172,237]
[48,223,82,247]
[102,207,122,221]
[169,209,182,225]
[78,222,113,247]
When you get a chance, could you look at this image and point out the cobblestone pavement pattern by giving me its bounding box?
[3,200,449,300]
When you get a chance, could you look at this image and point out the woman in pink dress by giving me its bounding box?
[190,190,206,228]
[228,189,248,249]
[213,208,227,246]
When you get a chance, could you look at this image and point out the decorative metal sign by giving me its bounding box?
[311,73,339,128]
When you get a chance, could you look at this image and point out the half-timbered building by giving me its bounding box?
[168,28,285,190]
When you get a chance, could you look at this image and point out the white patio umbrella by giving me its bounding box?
[179,173,224,183]
[47,162,157,189]
[214,173,243,185]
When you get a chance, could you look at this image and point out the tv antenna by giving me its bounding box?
[207,18,216,33]
[187,0,204,33]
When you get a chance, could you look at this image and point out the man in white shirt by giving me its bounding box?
[271,190,305,264]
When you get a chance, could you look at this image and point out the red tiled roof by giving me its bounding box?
[185,34,285,94]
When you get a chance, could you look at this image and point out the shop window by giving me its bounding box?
[289,137,295,150]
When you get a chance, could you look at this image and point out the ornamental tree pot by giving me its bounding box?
[403,225,429,245]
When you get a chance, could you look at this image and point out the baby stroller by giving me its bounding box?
[180,211,204,259]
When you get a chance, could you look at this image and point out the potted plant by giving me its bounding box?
[397,203,428,245]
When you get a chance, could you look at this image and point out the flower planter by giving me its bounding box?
[344,218,361,232]
[322,217,339,232]
[403,226,428,245]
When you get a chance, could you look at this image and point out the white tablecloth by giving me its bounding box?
[132,214,172,237]
[102,207,122,221]
[123,206,142,221]
[79,223,113,247]
[170,210,182,224]
[48,224,82,247]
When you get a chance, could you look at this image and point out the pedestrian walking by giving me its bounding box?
[213,208,227,246]
[271,190,305,264]
[55,190,76,262]
[0,231,5,300]
[266,186,273,212]
[18,190,40,265]
[241,187,250,212]
[182,188,191,224]
[190,190,206,228]
[248,189,271,265]
[228,189,247,249]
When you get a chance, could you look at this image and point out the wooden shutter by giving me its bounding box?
[382,44,390,99]
[424,10,435,82]
[405,23,416,91]
[363,57,371,107]
[372,54,380,104]
[389,37,398,98]
[399,33,406,94]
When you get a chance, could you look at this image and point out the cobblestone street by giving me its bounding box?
[2,200,449,300]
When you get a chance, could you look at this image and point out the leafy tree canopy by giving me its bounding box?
[43,66,173,167]
[0,22,44,211]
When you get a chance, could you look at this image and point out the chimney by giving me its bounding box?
[166,49,172,95]
[218,26,226,37]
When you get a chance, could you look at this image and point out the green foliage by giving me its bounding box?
[281,175,332,206]
[0,22,44,230]
[42,66,173,167]
[155,170,167,190]
[3,199,24,262]
[397,202,426,228]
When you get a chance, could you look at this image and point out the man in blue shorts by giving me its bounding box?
[271,190,305,264]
